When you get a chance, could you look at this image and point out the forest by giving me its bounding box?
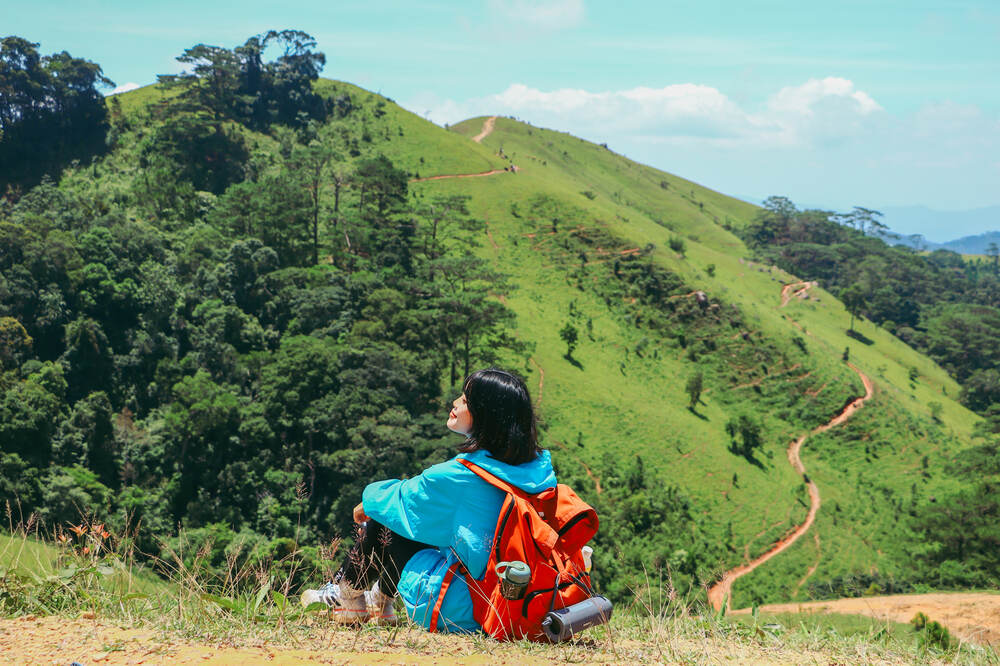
[0,32,526,586]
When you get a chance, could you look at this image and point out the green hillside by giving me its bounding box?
[0,44,986,615]
[403,112,978,604]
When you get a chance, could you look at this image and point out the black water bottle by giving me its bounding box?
[541,595,614,643]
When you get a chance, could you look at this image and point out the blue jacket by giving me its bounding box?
[361,449,556,632]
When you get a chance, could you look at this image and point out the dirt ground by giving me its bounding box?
[0,612,953,665]
[732,592,1000,646]
[0,615,536,665]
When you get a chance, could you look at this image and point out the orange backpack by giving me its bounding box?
[428,458,599,641]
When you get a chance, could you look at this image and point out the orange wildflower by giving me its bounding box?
[69,524,87,537]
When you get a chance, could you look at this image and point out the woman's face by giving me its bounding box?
[447,393,473,436]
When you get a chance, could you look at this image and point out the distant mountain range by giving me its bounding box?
[878,205,1000,244]
[879,229,1000,255]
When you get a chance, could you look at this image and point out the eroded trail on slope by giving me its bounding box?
[706,289,874,612]
[472,116,497,143]
[780,281,817,307]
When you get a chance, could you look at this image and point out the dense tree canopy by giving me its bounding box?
[0,37,114,191]
[0,32,526,586]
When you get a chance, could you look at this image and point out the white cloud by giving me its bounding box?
[107,82,141,96]
[488,0,585,29]
[768,77,882,116]
[418,77,882,147]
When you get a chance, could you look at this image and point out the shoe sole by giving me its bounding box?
[332,609,369,624]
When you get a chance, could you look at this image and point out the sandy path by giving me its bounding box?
[706,348,874,611]
[731,593,1000,646]
[472,116,497,143]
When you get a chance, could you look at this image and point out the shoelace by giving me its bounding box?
[317,582,341,606]
[317,582,377,608]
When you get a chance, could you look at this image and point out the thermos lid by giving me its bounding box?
[497,560,531,583]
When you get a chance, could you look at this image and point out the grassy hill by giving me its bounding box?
[42,78,985,610]
[338,100,976,605]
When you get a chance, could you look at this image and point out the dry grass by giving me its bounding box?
[1,521,997,664]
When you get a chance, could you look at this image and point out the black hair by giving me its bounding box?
[457,368,540,465]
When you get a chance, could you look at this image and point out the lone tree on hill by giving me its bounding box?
[559,322,579,359]
[988,242,999,274]
[725,414,763,461]
[840,283,867,333]
[686,371,703,411]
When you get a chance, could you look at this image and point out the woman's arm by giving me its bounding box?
[361,458,473,548]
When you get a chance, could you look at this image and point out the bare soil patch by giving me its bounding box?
[732,592,1000,646]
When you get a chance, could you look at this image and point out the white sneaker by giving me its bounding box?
[369,582,401,626]
[300,582,369,624]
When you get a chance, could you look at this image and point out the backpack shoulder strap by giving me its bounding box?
[458,457,536,498]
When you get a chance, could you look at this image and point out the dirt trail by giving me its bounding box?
[780,281,817,307]
[484,215,499,252]
[732,593,1000,645]
[411,169,507,182]
[582,461,603,494]
[706,282,875,612]
[472,116,497,143]
[794,532,822,595]
[529,357,545,407]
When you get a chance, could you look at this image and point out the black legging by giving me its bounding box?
[335,519,433,597]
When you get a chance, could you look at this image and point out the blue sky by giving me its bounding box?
[8,1,1000,233]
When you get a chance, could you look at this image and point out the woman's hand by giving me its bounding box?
[353,502,369,524]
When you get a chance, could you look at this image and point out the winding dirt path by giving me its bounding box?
[706,283,875,612]
[472,116,497,143]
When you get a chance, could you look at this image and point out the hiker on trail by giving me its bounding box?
[301,368,555,631]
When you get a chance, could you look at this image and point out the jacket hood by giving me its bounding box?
[459,448,556,493]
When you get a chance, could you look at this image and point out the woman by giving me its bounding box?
[301,368,555,631]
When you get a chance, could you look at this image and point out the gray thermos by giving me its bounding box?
[541,595,613,642]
